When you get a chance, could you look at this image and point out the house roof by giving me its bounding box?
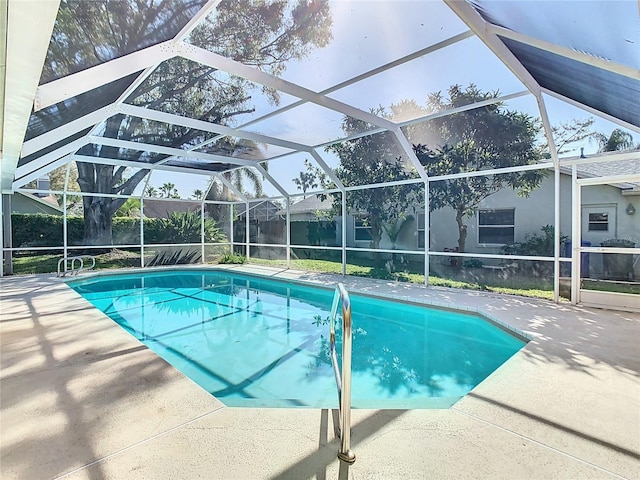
[286,195,333,216]
[560,152,640,189]
[14,192,63,214]
[235,200,282,221]
[142,199,200,219]
[2,1,638,194]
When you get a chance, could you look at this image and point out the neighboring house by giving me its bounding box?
[11,192,63,215]
[282,196,336,247]
[287,160,639,278]
[233,200,285,245]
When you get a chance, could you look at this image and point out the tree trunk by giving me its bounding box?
[371,222,383,267]
[455,208,467,266]
[83,195,113,245]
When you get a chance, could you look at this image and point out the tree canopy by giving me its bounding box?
[326,115,420,260]
[409,84,546,253]
[327,85,547,256]
[43,0,332,244]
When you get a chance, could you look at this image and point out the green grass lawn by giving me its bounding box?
[248,257,558,300]
[11,249,142,275]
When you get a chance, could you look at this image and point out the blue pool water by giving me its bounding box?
[68,270,526,408]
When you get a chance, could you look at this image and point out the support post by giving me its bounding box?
[0,194,13,275]
[341,193,347,276]
[140,198,145,267]
[1,194,12,275]
[424,181,429,286]
[245,201,250,261]
[286,197,291,268]
[571,165,580,305]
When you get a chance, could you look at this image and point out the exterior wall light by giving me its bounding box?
[626,203,636,215]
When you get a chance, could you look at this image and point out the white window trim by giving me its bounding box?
[587,212,610,232]
[354,215,373,242]
[477,208,515,246]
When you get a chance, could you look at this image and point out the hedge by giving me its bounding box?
[11,214,142,248]
[10,212,226,249]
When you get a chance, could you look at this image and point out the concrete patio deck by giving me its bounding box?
[1,265,639,479]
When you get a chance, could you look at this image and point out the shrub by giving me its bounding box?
[219,252,247,264]
[145,211,227,244]
[501,225,567,276]
[463,259,484,268]
[502,225,567,257]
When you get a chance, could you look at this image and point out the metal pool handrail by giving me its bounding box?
[329,283,356,464]
[57,255,96,277]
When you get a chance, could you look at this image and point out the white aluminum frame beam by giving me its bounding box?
[71,154,232,179]
[234,30,474,130]
[391,128,429,183]
[87,136,257,167]
[117,103,309,152]
[2,0,60,191]
[21,105,117,157]
[14,136,88,180]
[13,154,72,189]
[444,0,542,96]
[397,90,530,128]
[178,42,399,132]
[253,163,289,197]
[175,0,222,40]
[429,161,553,182]
[309,150,345,192]
[34,41,177,111]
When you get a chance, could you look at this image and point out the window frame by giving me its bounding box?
[587,212,609,232]
[417,212,426,249]
[354,215,373,242]
[477,208,515,246]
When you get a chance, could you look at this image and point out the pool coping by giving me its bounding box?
[2,265,639,479]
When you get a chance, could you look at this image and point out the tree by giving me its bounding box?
[144,186,159,198]
[548,118,595,156]
[115,198,141,217]
[326,115,419,264]
[293,159,332,197]
[292,171,318,197]
[45,0,332,244]
[591,128,637,152]
[160,182,179,198]
[409,84,546,253]
[191,189,204,200]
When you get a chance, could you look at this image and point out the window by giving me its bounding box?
[588,212,609,231]
[417,213,426,248]
[478,209,515,245]
[354,216,372,241]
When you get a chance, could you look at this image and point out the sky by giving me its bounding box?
[131,0,638,200]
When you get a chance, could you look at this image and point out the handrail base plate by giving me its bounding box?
[338,450,356,464]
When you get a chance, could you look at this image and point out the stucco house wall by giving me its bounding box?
[301,171,638,277]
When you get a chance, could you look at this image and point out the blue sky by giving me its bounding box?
[147,0,637,200]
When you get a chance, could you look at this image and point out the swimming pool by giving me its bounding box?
[68,269,526,409]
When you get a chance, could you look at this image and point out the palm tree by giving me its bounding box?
[591,129,637,152]
[144,186,159,198]
[160,182,179,198]
[191,189,204,200]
